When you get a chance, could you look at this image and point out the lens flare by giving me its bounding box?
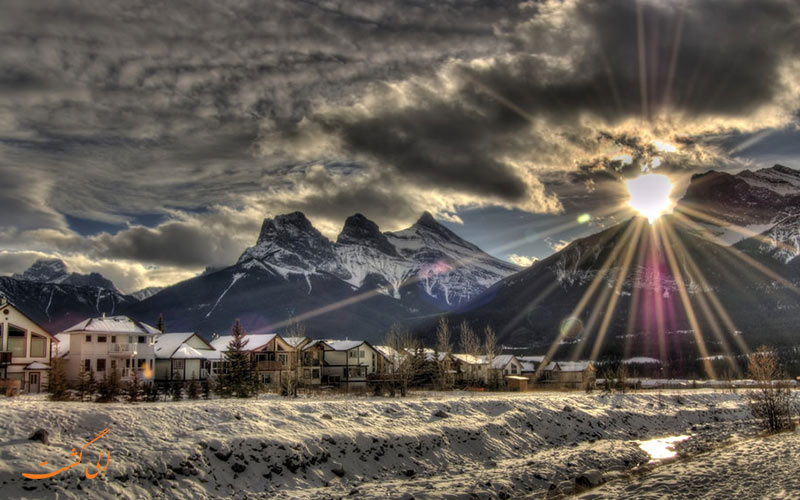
[626,174,674,223]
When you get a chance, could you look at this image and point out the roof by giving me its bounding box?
[154,332,196,358]
[303,339,333,350]
[478,354,518,370]
[518,355,545,363]
[325,340,366,351]
[55,333,70,357]
[25,362,50,370]
[453,353,483,365]
[555,361,594,372]
[211,333,277,352]
[171,344,206,359]
[505,375,529,381]
[624,357,661,364]
[0,300,58,341]
[520,361,536,372]
[284,336,309,347]
[62,315,160,335]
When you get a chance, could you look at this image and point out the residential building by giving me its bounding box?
[298,340,327,387]
[154,332,216,381]
[0,298,58,393]
[320,340,383,388]
[210,333,296,389]
[59,315,159,383]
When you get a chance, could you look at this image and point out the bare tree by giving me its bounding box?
[484,324,501,389]
[748,345,795,433]
[384,323,419,396]
[435,317,453,390]
[459,321,480,386]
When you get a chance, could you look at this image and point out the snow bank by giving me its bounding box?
[0,392,753,499]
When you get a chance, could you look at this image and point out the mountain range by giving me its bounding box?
[2,164,799,359]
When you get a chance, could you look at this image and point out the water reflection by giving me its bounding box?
[638,435,691,462]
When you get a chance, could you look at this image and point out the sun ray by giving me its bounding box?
[657,220,717,379]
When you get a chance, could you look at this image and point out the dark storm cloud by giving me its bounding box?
[1,0,799,285]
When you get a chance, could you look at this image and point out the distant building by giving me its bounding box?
[538,361,596,389]
[59,315,160,383]
[153,332,216,381]
[0,299,58,393]
[317,340,384,388]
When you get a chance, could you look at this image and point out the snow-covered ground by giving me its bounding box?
[0,391,768,499]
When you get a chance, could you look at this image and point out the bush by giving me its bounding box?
[747,345,795,433]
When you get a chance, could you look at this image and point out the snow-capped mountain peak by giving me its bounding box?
[12,258,119,291]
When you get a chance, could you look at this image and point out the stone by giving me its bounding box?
[575,469,604,489]
[433,410,449,418]
[28,429,49,445]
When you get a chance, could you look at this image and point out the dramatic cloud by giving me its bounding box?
[507,254,539,268]
[1,0,799,285]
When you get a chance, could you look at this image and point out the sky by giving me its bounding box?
[1,0,799,293]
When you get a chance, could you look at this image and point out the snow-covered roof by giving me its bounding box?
[542,362,558,371]
[303,339,333,350]
[453,353,482,365]
[154,332,196,358]
[171,344,206,359]
[25,362,50,370]
[556,361,594,372]
[624,357,661,364]
[520,361,536,373]
[211,333,277,352]
[325,340,366,351]
[62,315,160,335]
[518,355,545,363]
[477,354,518,370]
[55,333,70,357]
[284,336,309,347]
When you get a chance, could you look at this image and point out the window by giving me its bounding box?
[97,359,106,372]
[278,353,289,366]
[348,366,364,378]
[84,359,91,372]
[111,336,116,343]
[8,326,26,357]
[349,350,357,358]
[98,335,107,343]
[137,359,148,369]
[173,359,184,369]
[30,335,46,358]
[86,335,92,342]
[110,360,117,371]
[261,373,272,384]
[359,350,365,358]
[138,336,145,344]
[129,335,134,343]
[303,368,311,378]
[312,368,320,379]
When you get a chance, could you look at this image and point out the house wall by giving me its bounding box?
[0,305,54,393]
[64,332,156,382]
[321,345,379,385]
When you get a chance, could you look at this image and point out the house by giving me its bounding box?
[538,361,596,389]
[59,315,160,383]
[452,353,486,386]
[0,298,58,393]
[298,340,327,387]
[319,340,384,388]
[210,333,296,389]
[153,332,216,381]
[284,336,311,350]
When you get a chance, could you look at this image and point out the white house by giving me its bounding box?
[0,299,58,393]
[59,315,160,383]
[210,333,297,388]
[154,332,216,381]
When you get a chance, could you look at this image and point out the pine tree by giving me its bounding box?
[48,356,70,401]
[97,369,121,403]
[156,314,165,333]
[127,369,142,402]
[202,378,212,399]
[187,378,199,399]
[222,319,256,398]
[171,380,183,401]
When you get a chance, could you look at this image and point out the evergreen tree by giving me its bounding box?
[187,378,199,399]
[78,366,97,402]
[202,378,212,400]
[222,319,256,398]
[48,356,70,401]
[126,369,142,402]
[156,314,165,333]
[97,369,121,402]
[171,380,183,401]
[145,382,159,402]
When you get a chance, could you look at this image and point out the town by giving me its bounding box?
[0,298,599,399]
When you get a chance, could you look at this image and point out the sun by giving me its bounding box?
[626,174,674,224]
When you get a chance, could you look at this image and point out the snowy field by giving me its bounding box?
[0,391,782,499]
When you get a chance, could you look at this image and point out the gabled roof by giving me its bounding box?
[55,333,70,357]
[518,355,545,363]
[303,339,333,350]
[62,315,160,335]
[211,333,277,352]
[0,300,58,341]
[154,332,215,359]
[284,336,309,348]
[520,361,536,373]
[477,354,519,370]
[325,340,366,351]
[25,362,50,370]
[453,353,482,365]
[171,344,206,359]
[557,361,594,372]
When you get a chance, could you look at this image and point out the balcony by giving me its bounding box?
[108,344,137,356]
